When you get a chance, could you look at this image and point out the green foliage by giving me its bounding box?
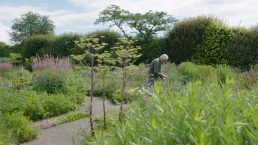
[0,112,38,143]
[177,62,216,83]
[86,30,122,54]
[166,16,217,63]
[227,27,258,69]
[252,64,258,73]
[192,22,232,65]
[21,34,57,58]
[0,126,12,145]
[216,64,238,84]
[0,42,10,57]
[32,70,67,94]
[9,11,55,43]
[52,33,82,56]
[40,93,76,117]
[96,5,176,41]
[137,37,167,63]
[93,80,258,145]
[51,112,88,126]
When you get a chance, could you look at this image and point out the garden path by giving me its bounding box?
[21,97,123,145]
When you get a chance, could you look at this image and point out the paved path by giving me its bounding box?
[21,97,123,145]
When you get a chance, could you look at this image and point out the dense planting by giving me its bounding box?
[85,63,258,145]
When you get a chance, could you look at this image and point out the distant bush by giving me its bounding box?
[227,27,258,69]
[166,16,217,63]
[192,22,232,65]
[0,42,10,57]
[137,37,167,64]
[21,34,57,58]
[53,33,82,56]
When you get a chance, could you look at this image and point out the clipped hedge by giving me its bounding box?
[166,16,217,64]
[192,22,232,65]
[21,34,57,58]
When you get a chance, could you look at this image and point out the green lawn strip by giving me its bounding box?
[50,112,88,126]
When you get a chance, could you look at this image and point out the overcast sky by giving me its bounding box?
[1,0,258,44]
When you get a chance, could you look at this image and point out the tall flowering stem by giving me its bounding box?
[32,55,71,72]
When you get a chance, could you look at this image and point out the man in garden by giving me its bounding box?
[148,54,169,89]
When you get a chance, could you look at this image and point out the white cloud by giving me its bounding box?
[0,23,10,43]
[70,0,258,27]
[1,0,258,43]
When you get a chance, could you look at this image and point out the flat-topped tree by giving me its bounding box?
[112,38,141,120]
[96,51,115,128]
[72,35,107,136]
[95,5,176,42]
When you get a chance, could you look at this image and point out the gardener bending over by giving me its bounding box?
[148,54,169,89]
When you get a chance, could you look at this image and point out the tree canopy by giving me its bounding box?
[9,12,55,43]
[95,5,176,42]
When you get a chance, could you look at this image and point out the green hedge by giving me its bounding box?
[192,22,232,65]
[166,16,217,64]
[21,34,57,58]
[166,16,258,69]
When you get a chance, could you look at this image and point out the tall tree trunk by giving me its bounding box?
[102,76,106,129]
[90,57,94,136]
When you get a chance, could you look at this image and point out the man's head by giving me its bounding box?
[159,54,169,64]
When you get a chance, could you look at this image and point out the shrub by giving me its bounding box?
[177,62,216,83]
[21,34,57,59]
[53,33,82,56]
[192,22,232,65]
[0,42,10,57]
[32,70,68,94]
[0,112,38,143]
[136,37,167,63]
[228,27,258,69]
[0,89,26,114]
[0,126,12,145]
[22,91,45,120]
[166,16,218,63]
[40,93,76,117]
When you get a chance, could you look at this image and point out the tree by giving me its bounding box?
[9,12,55,43]
[73,35,107,136]
[95,5,176,42]
[96,52,115,128]
[112,38,141,121]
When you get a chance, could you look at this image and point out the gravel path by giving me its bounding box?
[21,97,124,145]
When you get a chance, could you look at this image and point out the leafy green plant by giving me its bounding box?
[177,62,216,83]
[32,70,67,94]
[92,80,258,145]
[0,112,38,143]
[40,93,76,117]
[0,126,12,145]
